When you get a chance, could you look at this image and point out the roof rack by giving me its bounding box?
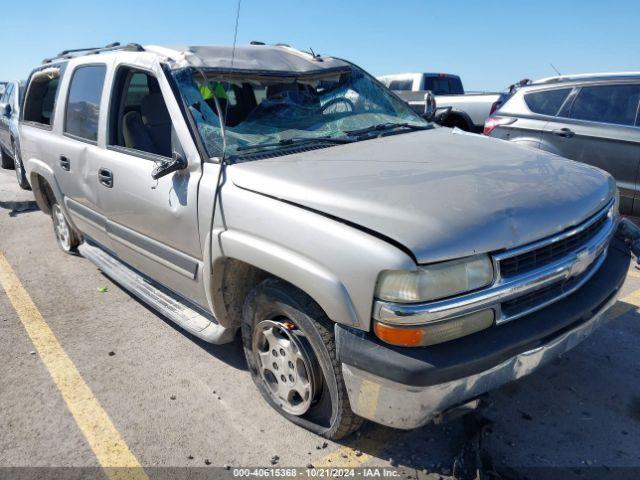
[534,71,640,85]
[42,42,145,64]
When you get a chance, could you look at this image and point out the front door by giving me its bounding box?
[95,65,207,306]
[541,83,640,215]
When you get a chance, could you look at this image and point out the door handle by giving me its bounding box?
[552,128,575,138]
[59,155,70,171]
[98,168,113,188]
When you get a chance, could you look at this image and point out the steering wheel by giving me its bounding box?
[321,97,355,114]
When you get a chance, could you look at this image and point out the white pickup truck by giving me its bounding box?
[378,72,504,132]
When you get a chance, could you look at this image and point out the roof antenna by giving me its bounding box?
[222,0,242,163]
[309,47,323,62]
[207,0,242,285]
[550,63,562,76]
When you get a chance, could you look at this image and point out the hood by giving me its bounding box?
[228,128,615,264]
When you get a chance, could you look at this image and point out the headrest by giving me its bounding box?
[266,83,299,99]
[141,94,170,126]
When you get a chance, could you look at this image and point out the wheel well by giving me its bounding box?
[213,257,335,329]
[213,258,272,327]
[441,112,472,131]
[30,174,55,215]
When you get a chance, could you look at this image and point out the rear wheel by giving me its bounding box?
[13,143,30,190]
[442,114,471,132]
[242,278,364,439]
[51,202,80,254]
[1,147,14,169]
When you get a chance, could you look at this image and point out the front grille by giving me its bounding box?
[499,211,608,278]
[501,280,565,317]
[501,251,603,319]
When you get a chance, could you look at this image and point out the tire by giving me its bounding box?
[242,278,364,439]
[13,143,31,190]
[443,114,471,132]
[1,147,14,169]
[51,201,80,254]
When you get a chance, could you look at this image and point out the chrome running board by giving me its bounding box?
[78,242,235,344]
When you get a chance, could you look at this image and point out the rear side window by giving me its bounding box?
[524,88,571,116]
[423,77,464,95]
[23,70,61,126]
[124,72,150,107]
[65,65,107,142]
[388,79,413,91]
[569,84,640,126]
[1,83,12,104]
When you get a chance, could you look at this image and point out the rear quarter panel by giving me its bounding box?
[489,93,547,149]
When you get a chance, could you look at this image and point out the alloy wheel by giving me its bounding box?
[52,204,72,251]
[252,319,320,416]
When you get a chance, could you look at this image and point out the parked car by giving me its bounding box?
[484,72,640,216]
[378,72,504,132]
[21,43,628,439]
[0,80,29,188]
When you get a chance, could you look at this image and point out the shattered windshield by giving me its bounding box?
[172,65,429,160]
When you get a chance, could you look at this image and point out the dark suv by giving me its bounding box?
[484,73,640,216]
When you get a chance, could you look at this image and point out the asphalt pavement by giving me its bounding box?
[1,167,639,480]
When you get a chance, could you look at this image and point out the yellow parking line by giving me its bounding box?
[625,267,640,278]
[605,287,640,320]
[315,429,397,468]
[0,253,148,480]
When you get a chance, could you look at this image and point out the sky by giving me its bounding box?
[1,0,638,91]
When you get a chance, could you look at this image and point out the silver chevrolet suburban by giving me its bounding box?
[20,42,630,439]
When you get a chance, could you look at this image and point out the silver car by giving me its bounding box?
[485,72,640,216]
[20,43,629,439]
[0,80,29,189]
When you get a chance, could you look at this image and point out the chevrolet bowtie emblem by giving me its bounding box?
[569,249,596,277]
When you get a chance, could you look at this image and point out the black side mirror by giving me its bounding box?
[1,103,10,118]
[151,152,188,180]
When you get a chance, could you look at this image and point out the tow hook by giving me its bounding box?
[617,218,640,263]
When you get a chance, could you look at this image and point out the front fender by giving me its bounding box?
[218,229,360,327]
[206,184,417,331]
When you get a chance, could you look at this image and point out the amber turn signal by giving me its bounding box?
[374,321,424,347]
[374,309,495,347]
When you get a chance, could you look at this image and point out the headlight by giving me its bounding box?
[375,254,494,303]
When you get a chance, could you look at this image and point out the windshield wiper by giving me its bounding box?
[345,122,433,137]
[236,136,354,153]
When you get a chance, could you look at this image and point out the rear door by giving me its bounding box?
[540,82,640,215]
[56,63,112,245]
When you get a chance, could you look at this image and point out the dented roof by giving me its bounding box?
[145,44,351,73]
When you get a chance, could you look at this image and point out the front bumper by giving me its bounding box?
[337,237,629,429]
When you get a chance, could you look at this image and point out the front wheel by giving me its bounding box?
[242,278,364,439]
[51,202,80,254]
